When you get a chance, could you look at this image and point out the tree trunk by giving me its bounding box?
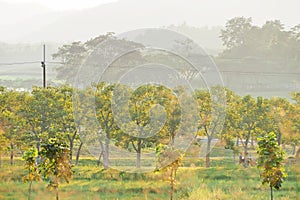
[277,133,282,146]
[75,142,83,166]
[236,137,239,146]
[56,187,59,200]
[35,136,41,163]
[251,136,254,148]
[104,137,109,169]
[136,139,142,168]
[170,168,174,200]
[28,181,32,200]
[170,132,175,147]
[270,186,273,200]
[68,131,77,164]
[97,151,103,167]
[296,146,300,158]
[69,140,73,163]
[244,145,248,167]
[205,137,212,168]
[55,176,59,200]
[10,142,13,166]
[292,145,296,155]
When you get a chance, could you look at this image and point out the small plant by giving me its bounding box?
[22,147,40,200]
[156,145,183,200]
[39,138,73,200]
[257,132,287,200]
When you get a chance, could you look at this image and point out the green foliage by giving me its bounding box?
[39,138,73,200]
[22,147,40,200]
[257,132,287,199]
[156,146,183,200]
[22,148,40,182]
[220,17,300,63]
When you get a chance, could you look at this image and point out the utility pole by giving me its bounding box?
[41,44,46,88]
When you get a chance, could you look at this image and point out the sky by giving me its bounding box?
[1,0,116,11]
[0,0,299,43]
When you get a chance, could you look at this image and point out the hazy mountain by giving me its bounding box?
[1,0,299,46]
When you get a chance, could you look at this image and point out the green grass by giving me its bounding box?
[0,151,299,200]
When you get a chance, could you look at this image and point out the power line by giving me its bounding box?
[0,61,40,66]
[0,61,299,76]
[220,70,300,76]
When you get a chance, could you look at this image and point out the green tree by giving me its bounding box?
[112,84,168,168]
[156,145,183,200]
[194,87,226,168]
[221,88,240,163]
[22,147,40,200]
[95,83,121,169]
[22,86,73,157]
[291,92,300,157]
[226,95,261,167]
[0,88,28,165]
[220,17,253,49]
[39,138,73,200]
[257,132,287,200]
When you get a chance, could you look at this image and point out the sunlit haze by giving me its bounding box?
[1,0,116,11]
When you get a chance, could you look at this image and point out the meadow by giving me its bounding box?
[0,146,299,200]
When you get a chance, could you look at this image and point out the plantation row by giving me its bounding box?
[0,84,299,168]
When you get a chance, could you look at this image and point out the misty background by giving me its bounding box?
[0,0,299,97]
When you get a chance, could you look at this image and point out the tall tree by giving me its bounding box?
[194,86,226,168]
[257,132,287,200]
[0,88,28,165]
[220,17,253,49]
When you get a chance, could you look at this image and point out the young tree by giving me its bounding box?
[156,145,183,200]
[39,138,73,200]
[257,132,287,200]
[22,147,41,200]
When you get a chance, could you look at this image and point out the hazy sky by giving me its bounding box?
[1,0,116,11]
[0,0,299,43]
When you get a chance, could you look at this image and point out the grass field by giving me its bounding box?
[0,146,299,200]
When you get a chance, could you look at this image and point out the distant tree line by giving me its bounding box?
[220,17,300,63]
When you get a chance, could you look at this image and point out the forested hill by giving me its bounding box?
[0,19,299,98]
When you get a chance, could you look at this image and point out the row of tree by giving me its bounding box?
[220,17,300,63]
[0,84,299,169]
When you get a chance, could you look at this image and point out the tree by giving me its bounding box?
[22,86,74,158]
[221,88,240,163]
[22,147,40,200]
[111,84,170,168]
[257,132,287,200]
[56,85,79,163]
[227,95,260,167]
[39,138,73,200]
[52,32,143,83]
[194,87,226,168]
[52,41,87,82]
[291,92,300,157]
[0,128,8,167]
[0,88,28,165]
[156,145,183,200]
[220,17,253,49]
[95,83,120,169]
